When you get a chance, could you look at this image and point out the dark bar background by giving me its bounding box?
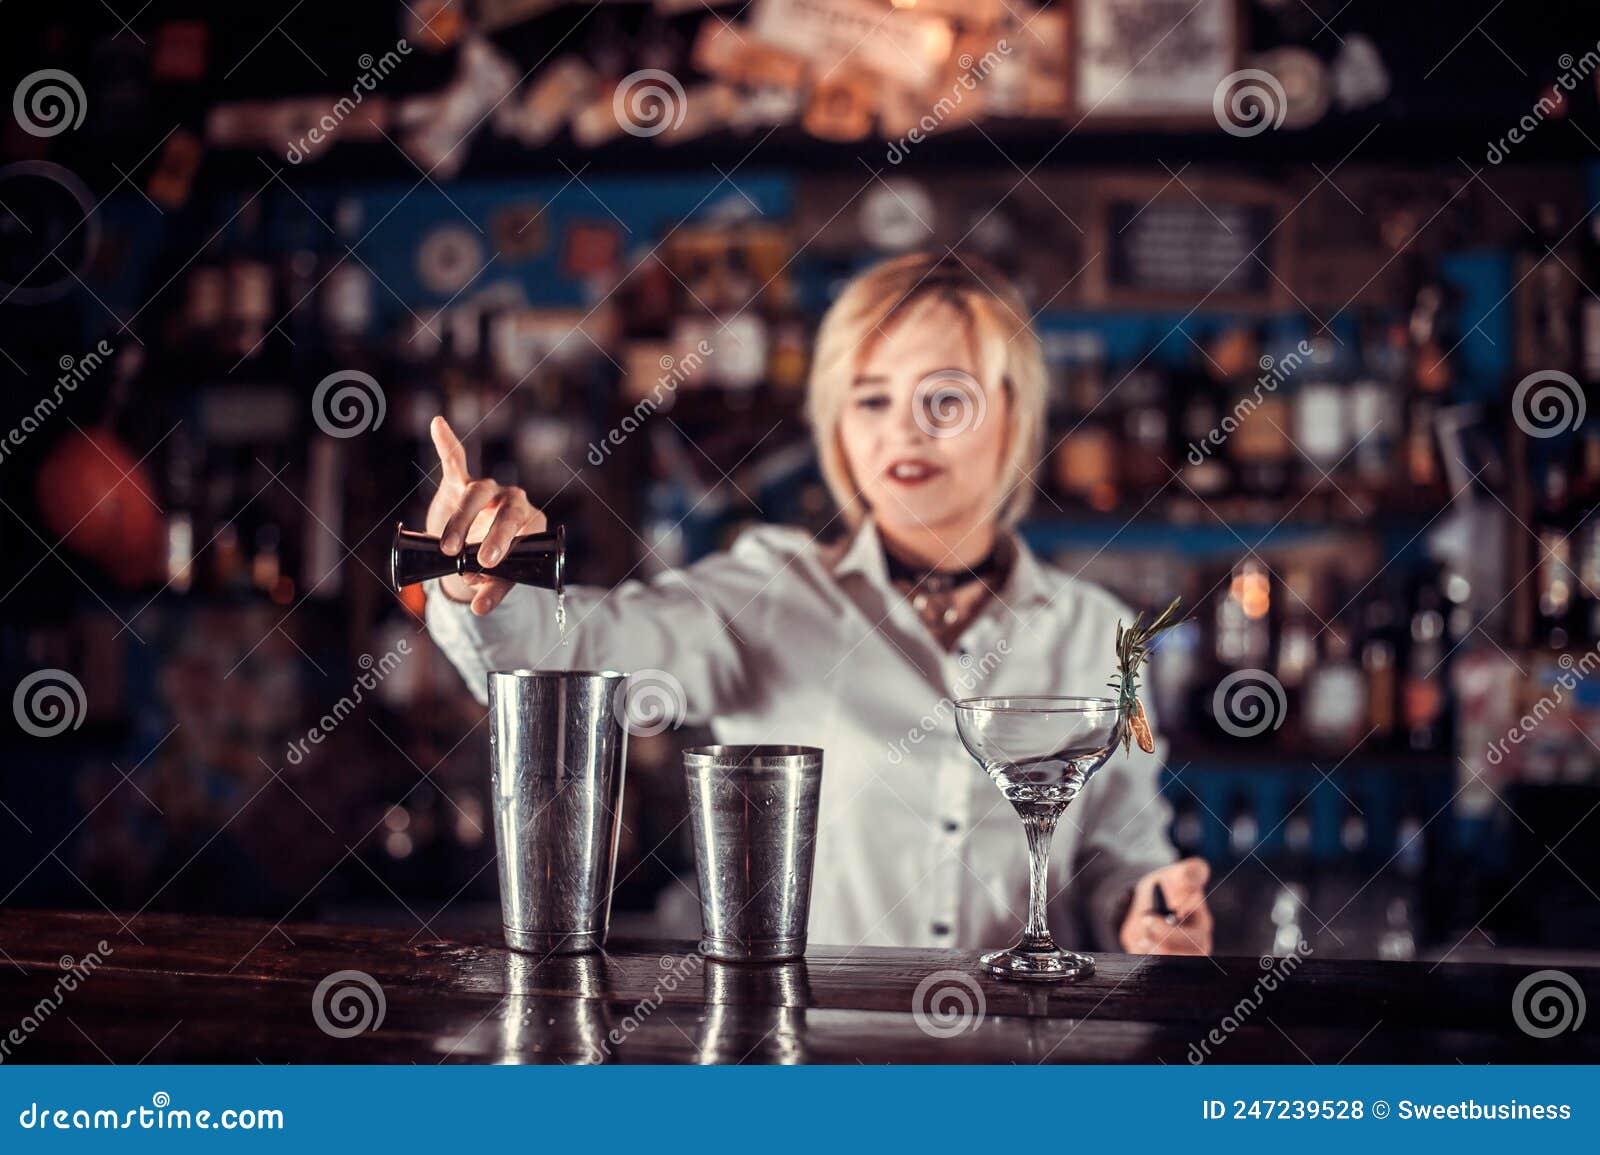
[1,0,1597,965]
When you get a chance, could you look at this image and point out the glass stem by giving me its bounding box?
[1017,802,1062,949]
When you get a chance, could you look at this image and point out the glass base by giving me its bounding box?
[980,945,1095,982]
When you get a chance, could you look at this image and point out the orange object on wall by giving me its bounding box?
[35,427,166,587]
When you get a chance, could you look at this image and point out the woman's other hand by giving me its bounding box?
[1119,857,1214,955]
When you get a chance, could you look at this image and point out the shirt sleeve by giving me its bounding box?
[421,529,780,718]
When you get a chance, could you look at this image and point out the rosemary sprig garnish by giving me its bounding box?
[1108,596,1188,754]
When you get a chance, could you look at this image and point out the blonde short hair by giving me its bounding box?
[804,251,1047,530]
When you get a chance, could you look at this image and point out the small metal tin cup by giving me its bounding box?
[683,744,823,963]
[488,669,629,955]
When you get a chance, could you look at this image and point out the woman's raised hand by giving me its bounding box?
[425,415,545,615]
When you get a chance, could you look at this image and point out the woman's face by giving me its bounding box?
[837,300,1012,542]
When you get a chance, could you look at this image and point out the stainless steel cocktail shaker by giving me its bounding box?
[684,744,824,962]
[488,669,629,954]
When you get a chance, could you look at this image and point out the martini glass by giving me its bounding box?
[954,696,1125,981]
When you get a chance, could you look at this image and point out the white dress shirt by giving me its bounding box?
[423,517,1176,953]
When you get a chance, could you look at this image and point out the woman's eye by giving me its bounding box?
[922,385,978,430]
[853,395,890,412]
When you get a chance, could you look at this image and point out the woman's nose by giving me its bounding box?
[891,394,932,441]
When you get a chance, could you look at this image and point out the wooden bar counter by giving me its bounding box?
[2,909,1595,1064]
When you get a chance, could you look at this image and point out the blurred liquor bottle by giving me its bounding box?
[321,199,377,359]
[1573,428,1600,645]
[1349,309,1400,501]
[278,209,322,360]
[1213,557,1273,679]
[1361,588,1401,746]
[1403,567,1448,753]
[1118,366,1171,504]
[1582,211,1600,390]
[164,425,198,595]
[1050,333,1119,513]
[1528,202,1577,375]
[1574,215,1600,646]
[1535,458,1578,650]
[303,198,380,604]
[709,246,769,407]
[1303,578,1367,750]
[474,310,518,491]
[1176,352,1231,503]
[1227,325,1294,503]
[181,201,227,358]
[1150,579,1204,735]
[1291,329,1351,507]
[1274,566,1317,720]
[1401,278,1452,507]
[223,200,276,366]
[1280,785,1316,909]
[1227,790,1260,864]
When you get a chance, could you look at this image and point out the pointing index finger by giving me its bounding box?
[430,416,468,483]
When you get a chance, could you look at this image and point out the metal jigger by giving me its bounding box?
[390,521,565,593]
[488,670,629,955]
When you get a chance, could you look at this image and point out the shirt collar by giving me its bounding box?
[832,517,1053,610]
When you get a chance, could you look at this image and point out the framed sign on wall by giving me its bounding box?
[1071,0,1243,125]
[1085,173,1293,309]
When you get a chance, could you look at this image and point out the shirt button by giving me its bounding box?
[931,922,951,937]
[942,819,960,834]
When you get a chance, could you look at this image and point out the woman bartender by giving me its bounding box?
[421,251,1212,957]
